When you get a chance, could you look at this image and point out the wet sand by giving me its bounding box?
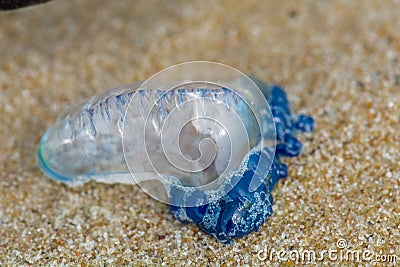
[0,0,399,266]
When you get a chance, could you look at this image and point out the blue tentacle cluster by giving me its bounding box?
[170,83,315,244]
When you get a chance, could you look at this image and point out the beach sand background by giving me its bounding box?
[0,0,399,266]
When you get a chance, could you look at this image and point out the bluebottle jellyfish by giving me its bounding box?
[38,62,314,244]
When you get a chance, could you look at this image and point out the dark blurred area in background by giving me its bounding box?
[0,0,52,10]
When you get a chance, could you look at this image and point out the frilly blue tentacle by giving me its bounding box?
[170,83,315,244]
